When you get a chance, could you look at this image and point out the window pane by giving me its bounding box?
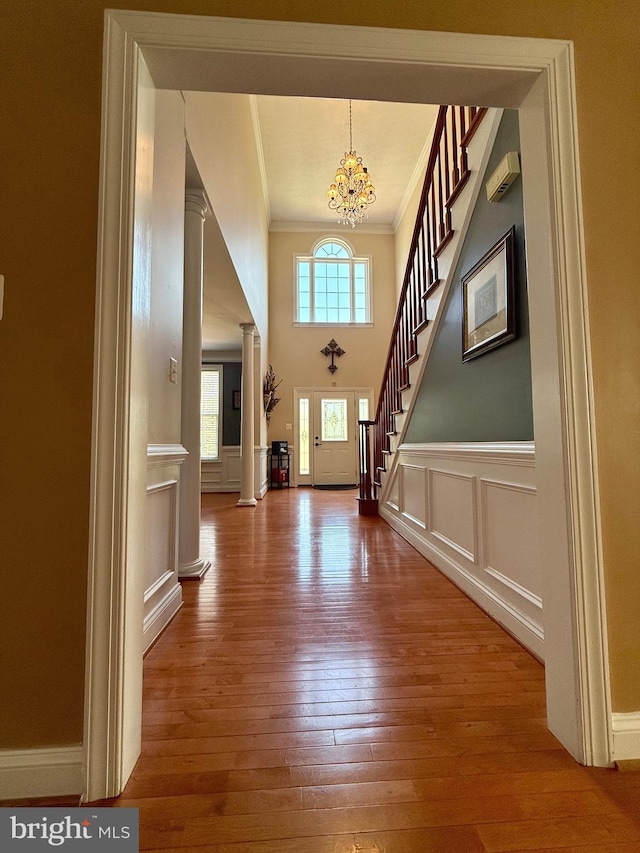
[297,242,369,324]
[316,242,348,259]
[201,368,221,460]
[299,398,310,475]
[321,399,348,441]
[359,398,369,421]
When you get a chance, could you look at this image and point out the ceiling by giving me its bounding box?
[200,95,440,352]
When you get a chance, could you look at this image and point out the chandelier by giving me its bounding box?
[326,101,376,228]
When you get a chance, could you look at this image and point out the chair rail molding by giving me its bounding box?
[84,9,610,803]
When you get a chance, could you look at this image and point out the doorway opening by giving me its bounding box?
[295,388,374,487]
[84,11,608,802]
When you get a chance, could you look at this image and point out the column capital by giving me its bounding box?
[185,189,209,219]
[240,322,256,335]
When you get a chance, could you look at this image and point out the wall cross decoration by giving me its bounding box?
[320,339,346,374]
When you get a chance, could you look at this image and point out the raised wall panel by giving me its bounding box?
[400,463,427,528]
[202,446,241,492]
[145,481,176,591]
[380,442,542,658]
[144,447,185,652]
[428,469,477,562]
[481,478,542,607]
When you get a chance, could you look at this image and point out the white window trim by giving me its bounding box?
[294,237,372,325]
[201,364,223,462]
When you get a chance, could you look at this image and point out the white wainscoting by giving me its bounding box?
[256,444,269,499]
[380,442,543,659]
[202,445,270,499]
[201,445,241,493]
[145,445,186,652]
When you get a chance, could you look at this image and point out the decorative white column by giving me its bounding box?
[178,190,211,578]
[237,322,257,507]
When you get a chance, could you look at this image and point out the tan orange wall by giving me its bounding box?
[1,0,638,750]
[267,230,397,443]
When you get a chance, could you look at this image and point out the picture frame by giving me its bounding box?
[232,389,241,410]
[462,226,516,362]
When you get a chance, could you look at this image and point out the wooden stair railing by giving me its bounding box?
[358,105,487,511]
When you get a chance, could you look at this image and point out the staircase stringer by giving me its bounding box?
[377,108,504,502]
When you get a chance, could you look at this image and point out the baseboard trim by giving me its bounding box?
[0,747,83,800]
[381,503,544,660]
[143,582,183,653]
[611,713,640,762]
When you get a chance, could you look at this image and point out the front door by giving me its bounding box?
[312,391,358,486]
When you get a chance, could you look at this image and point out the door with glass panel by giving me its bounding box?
[311,391,358,486]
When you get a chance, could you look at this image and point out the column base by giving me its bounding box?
[178,557,211,580]
[236,497,257,507]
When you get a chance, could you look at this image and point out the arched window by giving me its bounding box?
[295,238,371,324]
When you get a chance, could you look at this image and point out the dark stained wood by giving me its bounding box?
[105,489,640,851]
[370,106,486,493]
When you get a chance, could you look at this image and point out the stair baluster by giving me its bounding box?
[357,105,486,512]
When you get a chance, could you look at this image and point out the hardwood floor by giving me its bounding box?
[115,488,640,852]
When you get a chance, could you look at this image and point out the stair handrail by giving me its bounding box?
[358,105,487,509]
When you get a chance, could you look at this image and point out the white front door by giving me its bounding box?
[312,391,358,486]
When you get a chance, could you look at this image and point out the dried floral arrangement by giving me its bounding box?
[263,364,282,424]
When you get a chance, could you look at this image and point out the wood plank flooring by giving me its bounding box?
[115,488,640,852]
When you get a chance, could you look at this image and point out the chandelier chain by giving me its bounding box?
[349,99,353,151]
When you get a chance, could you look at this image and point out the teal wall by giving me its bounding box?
[404,111,534,443]
[222,362,242,446]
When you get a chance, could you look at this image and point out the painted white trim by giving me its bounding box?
[255,444,269,499]
[0,747,83,800]
[147,443,188,467]
[201,445,242,493]
[143,582,182,653]
[381,505,545,658]
[399,441,535,466]
[519,61,611,765]
[383,444,544,659]
[427,469,478,563]
[611,714,640,763]
[86,10,611,803]
[84,11,147,803]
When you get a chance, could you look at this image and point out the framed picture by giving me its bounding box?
[232,389,241,410]
[462,226,516,362]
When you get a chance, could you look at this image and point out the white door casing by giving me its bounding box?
[85,11,610,802]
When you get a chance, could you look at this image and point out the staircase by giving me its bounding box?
[358,105,498,513]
